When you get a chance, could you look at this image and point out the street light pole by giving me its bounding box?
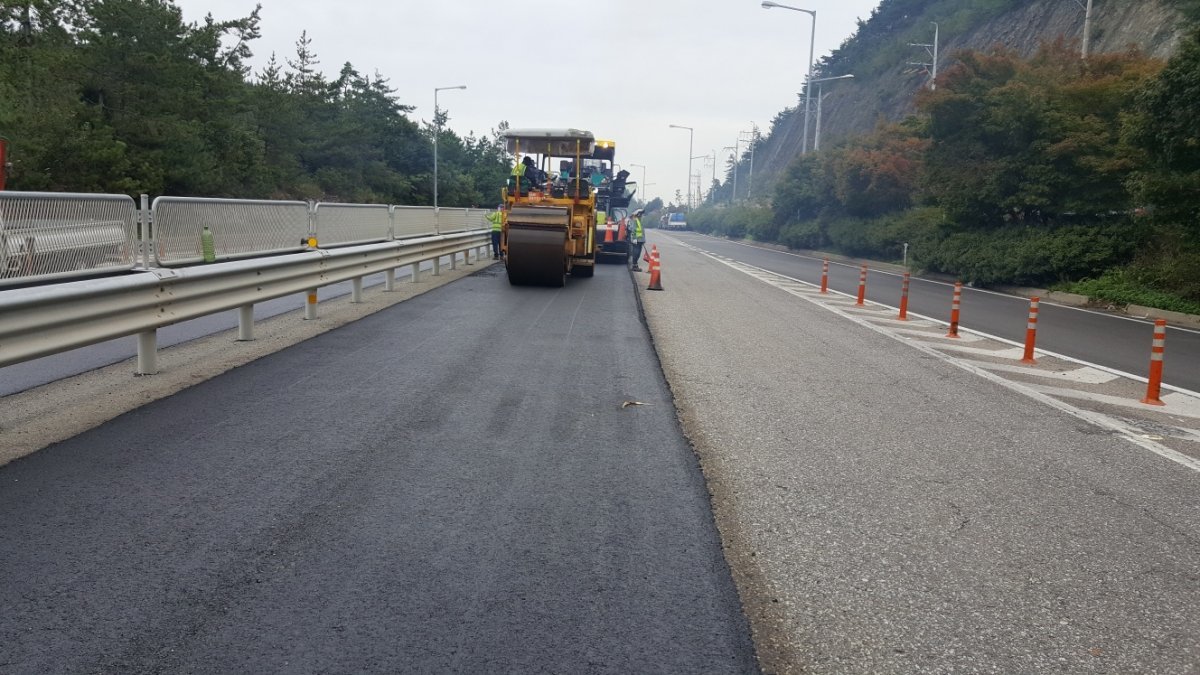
[433,85,466,211]
[668,124,694,209]
[810,74,854,151]
[630,163,647,206]
[762,1,816,154]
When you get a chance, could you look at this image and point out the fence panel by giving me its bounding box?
[314,203,391,247]
[153,197,309,266]
[393,206,438,239]
[0,191,137,288]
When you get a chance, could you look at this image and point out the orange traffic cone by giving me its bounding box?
[604,220,614,243]
[647,246,663,291]
[617,218,627,241]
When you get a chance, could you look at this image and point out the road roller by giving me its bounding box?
[501,129,599,286]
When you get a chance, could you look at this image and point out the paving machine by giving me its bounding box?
[588,140,638,264]
[502,129,599,286]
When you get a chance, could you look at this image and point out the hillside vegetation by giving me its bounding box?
[693,1,1200,313]
[0,1,509,205]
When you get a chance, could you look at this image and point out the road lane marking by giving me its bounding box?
[887,326,985,342]
[957,359,1120,384]
[1022,385,1200,420]
[667,237,1200,475]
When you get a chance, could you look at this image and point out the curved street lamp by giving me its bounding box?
[668,124,694,209]
[762,1,817,155]
[433,85,467,211]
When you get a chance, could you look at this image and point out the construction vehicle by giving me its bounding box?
[588,139,638,264]
[501,128,601,286]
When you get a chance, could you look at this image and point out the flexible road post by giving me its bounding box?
[898,272,911,320]
[820,258,829,294]
[351,277,364,304]
[1021,297,1040,363]
[136,330,158,375]
[384,268,396,292]
[855,264,868,305]
[305,288,318,320]
[946,281,962,338]
[1141,319,1167,406]
[237,304,255,341]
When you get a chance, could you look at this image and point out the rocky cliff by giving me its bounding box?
[749,0,1187,197]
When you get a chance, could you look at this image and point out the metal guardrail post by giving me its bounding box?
[351,277,364,303]
[411,262,421,284]
[238,304,255,341]
[137,330,158,375]
[139,194,151,269]
[433,255,441,277]
[305,288,318,320]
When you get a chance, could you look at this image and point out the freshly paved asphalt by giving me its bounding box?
[0,262,758,673]
[672,233,1200,393]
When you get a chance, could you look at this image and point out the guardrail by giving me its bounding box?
[0,193,493,374]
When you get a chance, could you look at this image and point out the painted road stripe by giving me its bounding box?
[1026,385,1200,420]
[911,342,1027,359]
[888,326,985,342]
[958,359,1120,384]
[672,239,1200,474]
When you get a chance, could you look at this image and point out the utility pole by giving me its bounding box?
[740,126,758,200]
[722,146,737,205]
[906,22,939,90]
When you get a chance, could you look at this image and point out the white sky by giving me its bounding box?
[173,0,882,204]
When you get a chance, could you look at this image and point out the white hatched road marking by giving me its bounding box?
[958,359,1120,384]
[669,237,1200,474]
[1023,385,1200,420]
[888,326,985,342]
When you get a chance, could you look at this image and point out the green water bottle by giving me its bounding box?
[201,225,216,263]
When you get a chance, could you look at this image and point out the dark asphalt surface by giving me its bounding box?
[673,233,1200,393]
[0,262,757,673]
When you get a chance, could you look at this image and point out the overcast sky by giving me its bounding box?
[173,0,882,204]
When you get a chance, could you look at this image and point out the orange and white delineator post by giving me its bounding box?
[647,245,663,291]
[855,264,867,305]
[898,272,911,320]
[1141,319,1167,405]
[946,281,963,338]
[1021,297,1040,364]
[820,258,829,294]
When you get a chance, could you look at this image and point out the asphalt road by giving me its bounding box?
[637,233,1200,674]
[671,232,1200,393]
[0,262,758,673]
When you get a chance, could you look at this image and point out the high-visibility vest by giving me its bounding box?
[633,216,644,240]
[595,211,605,227]
[512,162,527,177]
[486,211,503,232]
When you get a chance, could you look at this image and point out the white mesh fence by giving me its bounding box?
[393,206,438,239]
[153,197,309,266]
[314,203,391,247]
[0,191,137,288]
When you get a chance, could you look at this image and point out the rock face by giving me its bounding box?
[752,0,1186,194]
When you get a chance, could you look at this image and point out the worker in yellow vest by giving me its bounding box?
[629,208,645,271]
[486,204,504,260]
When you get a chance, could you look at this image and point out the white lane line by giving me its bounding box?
[958,359,1120,384]
[1024,385,1200,420]
[678,248,1200,474]
[888,326,985,342]
[912,343,1027,359]
[677,233,1200,336]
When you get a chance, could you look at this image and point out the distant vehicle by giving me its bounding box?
[664,212,687,231]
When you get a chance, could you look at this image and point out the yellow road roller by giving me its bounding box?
[502,129,599,286]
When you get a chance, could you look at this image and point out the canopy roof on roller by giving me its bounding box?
[504,129,596,157]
